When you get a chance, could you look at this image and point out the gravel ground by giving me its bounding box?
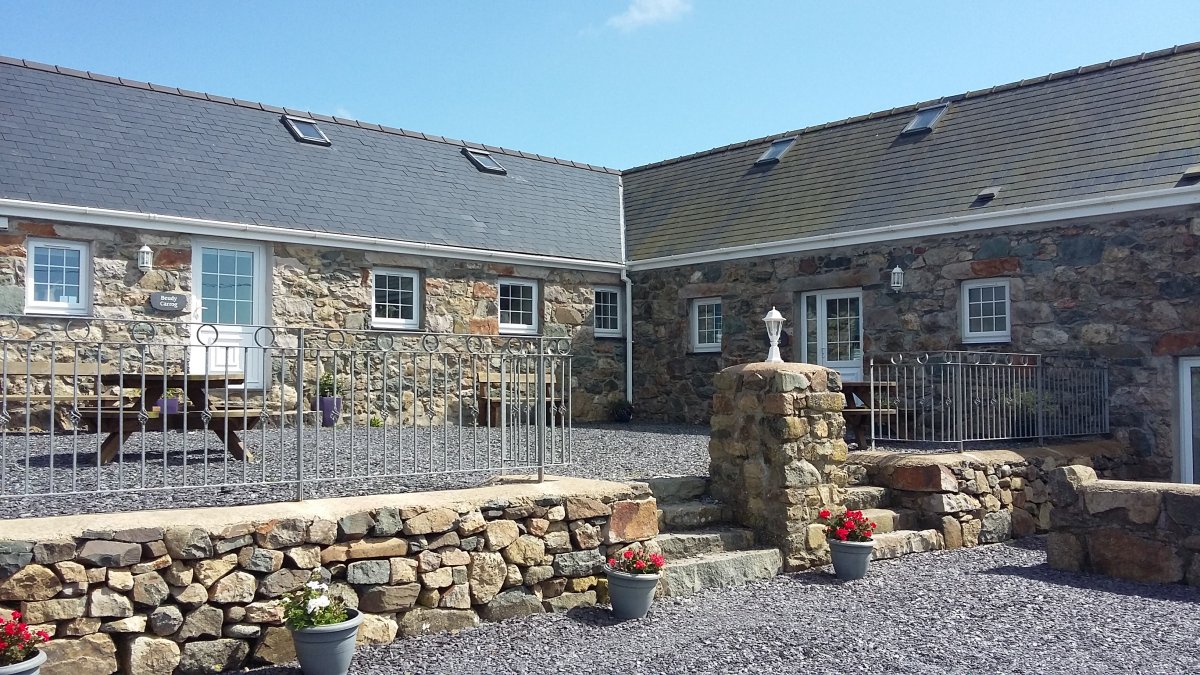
[244,537,1200,675]
[0,423,710,519]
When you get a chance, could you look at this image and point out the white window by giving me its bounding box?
[499,278,538,335]
[961,279,1011,343]
[593,286,622,337]
[371,268,420,330]
[25,239,90,316]
[689,297,723,353]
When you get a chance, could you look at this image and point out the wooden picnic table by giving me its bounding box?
[473,370,562,427]
[841,380,897,449]
[73,372,262,463]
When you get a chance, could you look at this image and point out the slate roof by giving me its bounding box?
[0,57,623,264]
[622,44,1200,262]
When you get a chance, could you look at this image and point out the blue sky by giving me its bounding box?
[2,1,1196,169]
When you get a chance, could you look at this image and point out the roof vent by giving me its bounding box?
[901,104,949,135]
[462,148,507,175]
[1183,165,1200,182]
[281,115,331,145]
[976,186,1002,201]
[755,137,796,165]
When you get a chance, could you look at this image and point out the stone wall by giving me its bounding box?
[707,362,849,570]
[1047,466,1200,586]
[0,478,658,674]
[630,204,1200,477]
[0,217,627,421]
[846,441,1130,548]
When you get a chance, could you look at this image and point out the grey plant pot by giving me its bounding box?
[828,539,875,581]
[605,566,661,620]
[0,650,47,675]
[290,608,363,675]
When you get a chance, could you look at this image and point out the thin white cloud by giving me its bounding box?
[607,0,692,32]
[333,105,355,120]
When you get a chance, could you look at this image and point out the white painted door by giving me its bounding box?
[798,289,864,381]
[189,241,268,388]
[1179,358,1200,484]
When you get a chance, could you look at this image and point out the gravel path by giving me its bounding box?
[245,537,1200,675]
[0,423,710,519]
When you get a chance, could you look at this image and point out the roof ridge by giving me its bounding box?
[622,41,1200,175]
[0,55,620,176]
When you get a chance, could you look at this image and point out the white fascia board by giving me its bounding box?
[0,199,625,274]
[627,185,1200,271]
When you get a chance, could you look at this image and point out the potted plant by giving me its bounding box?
[817,508,877,581]
[282,579,363,675]
[154,387,184,414]
[609,398,634,423]
[314,373,342,427]
[0,611,51,675]
[603,548,665,620]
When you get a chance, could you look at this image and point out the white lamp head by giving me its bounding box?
[137,245,153,273]
[762,306,785,363]
[890,265,904,293]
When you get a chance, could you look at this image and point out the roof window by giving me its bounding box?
[901,104,949,135]
[281,115,331,145]
[463,148,507,175]
[755,137,796,165]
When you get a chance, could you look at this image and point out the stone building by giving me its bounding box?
[622,44,1200,481]
[0,57,629,420]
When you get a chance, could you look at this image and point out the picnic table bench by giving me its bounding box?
[841,380,897,449]
[474,370,563,427]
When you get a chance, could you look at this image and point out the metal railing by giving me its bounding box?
[866,351,1109,450]
[0,315,572,504]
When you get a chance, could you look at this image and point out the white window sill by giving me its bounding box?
[371,321,420,332]
[961,335,1012,345]
[23,306,90,317]
[690,345,722,354]
[500,325,539,336]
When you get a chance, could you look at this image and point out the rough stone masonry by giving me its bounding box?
[0,477,659,675]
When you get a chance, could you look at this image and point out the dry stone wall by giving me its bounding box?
[631,204,1200,478]
[0,482,658,674]
[1047,466,1200,586]
[0,217,626,421]
[708,362,849,570]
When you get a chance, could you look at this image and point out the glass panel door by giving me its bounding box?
[190,241,267,388]
[798,289,863,381]
[1181,358,1200,484]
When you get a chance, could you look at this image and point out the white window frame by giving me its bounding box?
[24,238,91,316]
[370,268,421,331]
[961,278,1012,344]
[593,286,622,337]
[498,278,539,335]
[689,297,723,353]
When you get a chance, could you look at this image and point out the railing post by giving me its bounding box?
[955,355,966,453]
[536,340,547,482]
[868,357,876,450]
[294,328,306,501]
[1037,357,1046,446]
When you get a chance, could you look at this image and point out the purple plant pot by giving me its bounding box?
[155,398,181,414]
[315,396,342,427]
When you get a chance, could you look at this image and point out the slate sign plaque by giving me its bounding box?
[150,292,188,312]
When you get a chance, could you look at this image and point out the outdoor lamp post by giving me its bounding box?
[890,265,904,293]
[763,306,785,363]
[137,245,153,273]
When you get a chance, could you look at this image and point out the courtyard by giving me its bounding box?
[243,537,1200,674]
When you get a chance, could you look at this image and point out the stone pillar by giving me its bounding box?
[708,362,848,570]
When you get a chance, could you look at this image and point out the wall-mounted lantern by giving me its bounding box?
[890,265,905,293]
[763,306,785,364]
[137,245,153,273]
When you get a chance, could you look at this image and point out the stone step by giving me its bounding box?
[646,475,710,504]
[655,528,756,558]
[658,548,783,597]
[657,501,732,532]
[870,529,945,561]
[844,486,891,510]
[860,507,919,534]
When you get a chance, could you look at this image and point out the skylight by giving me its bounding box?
[281,115,331,145]
[463,148,507,175]
[901,104,949,135]
[755,137,796,165]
